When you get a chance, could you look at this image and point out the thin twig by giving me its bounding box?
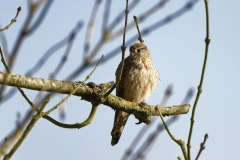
[132,87,194,160]
[27,0,53,36]
[28,22,83,111]
[40,55,104,128]
[3,94,51,160]
[25,21,83,77]
[83,0,102,61]
[132,116,177,160]
[102,0,112,34]
[157,107,188,159]
[43,102,98,129]
[43,55,104,116]
[195,133,208,160]
[50,32,75,79]
[0,1,44,104]
[0,7,21,32]
[0,24,9,57]
[101,0,129,101]
[0,44,38,111]
[133,16,144,43]
[187,0,210,159]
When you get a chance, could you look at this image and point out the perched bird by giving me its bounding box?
[111,43,160,146]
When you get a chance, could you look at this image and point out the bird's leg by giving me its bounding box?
[135,101,147,125]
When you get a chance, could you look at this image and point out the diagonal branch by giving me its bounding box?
[195,133,208,160]
[0,7,21,32]
[187,0,210,159]
[157,107,187,160]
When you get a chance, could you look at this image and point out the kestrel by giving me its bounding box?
[111,43,160,146]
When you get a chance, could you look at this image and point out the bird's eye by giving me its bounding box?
[137,49,141,52]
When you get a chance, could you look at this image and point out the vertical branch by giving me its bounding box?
[101,0,129,99]
[187,0,210,159]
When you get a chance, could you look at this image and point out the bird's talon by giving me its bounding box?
[135,120,142,125]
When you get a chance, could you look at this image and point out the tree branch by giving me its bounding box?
[0,7,21,32]
[0,72,190,124]
[187,0,210,159]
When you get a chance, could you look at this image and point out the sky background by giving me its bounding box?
[0,0,240,160]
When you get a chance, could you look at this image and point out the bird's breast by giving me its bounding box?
[122,58,159,102]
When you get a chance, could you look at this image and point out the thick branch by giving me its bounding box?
[0,72,190,124]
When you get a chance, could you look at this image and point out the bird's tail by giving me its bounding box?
[111,110,130,146]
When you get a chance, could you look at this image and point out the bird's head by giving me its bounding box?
[129,43,150,57]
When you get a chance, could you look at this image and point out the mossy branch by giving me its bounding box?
[0,72,190,124]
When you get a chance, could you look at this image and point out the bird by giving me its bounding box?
[111,43,160,146]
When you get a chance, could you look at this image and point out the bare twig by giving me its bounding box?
[83,0,102,61]
[0,7,21,32]
[40,55,104,128]
[0,24,9,57]
[132,117,177,160]
[101,0,129,100]
[26,21,83,77]
[133,16,144,43]
[132,87,194,160]
[3,94,51,160]
[0,1,49,104]
[43,55,104,116]
[43,102,99,129]
[102,0,112,33]
[0,44,37,111]
[157,107,188,159]
[0,22,83,108]
[27,0,53,36]
[195,133,208,160]
[50,32,76,79]
[187,0,210,159]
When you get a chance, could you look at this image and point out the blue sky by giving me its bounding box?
[0,0,240,160]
